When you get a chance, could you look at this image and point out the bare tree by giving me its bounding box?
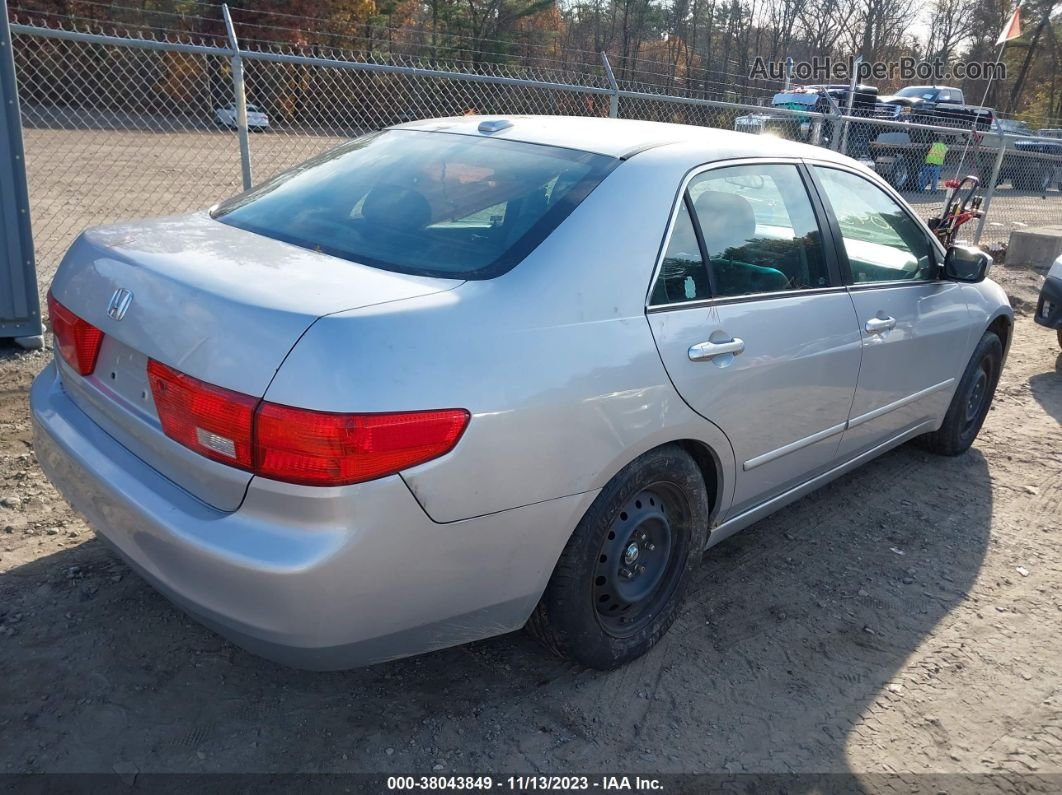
[923,0,979,63]
[1006,0,1056,113]
[836,0,917,62]
[795,0,848,57]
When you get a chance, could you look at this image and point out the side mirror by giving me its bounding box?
[943,245,992,283]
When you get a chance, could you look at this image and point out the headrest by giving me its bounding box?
[693,191,757,257]
[361,185,432,230]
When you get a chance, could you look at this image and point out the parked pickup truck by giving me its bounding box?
[879,85,967,112]
[734,84,890,158]
[877,86,995,135]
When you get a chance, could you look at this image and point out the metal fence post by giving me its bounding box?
[600,52,619,118]
[838,55,863,156]
[973,140,1009,246]
[0,0,43,349]
[222,4,252,190]
[823,94,844,152]
[809,116,823,146]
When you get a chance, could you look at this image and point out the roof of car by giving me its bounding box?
[393,115,854,164]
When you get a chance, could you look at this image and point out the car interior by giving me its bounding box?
[214,130,614,277]
[651,168,831,304]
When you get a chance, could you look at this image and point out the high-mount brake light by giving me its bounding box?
[47,292,104,376]
[147,360,470,486]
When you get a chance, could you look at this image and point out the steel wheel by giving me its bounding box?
[961,362,991,435]
[527,446,710,669]
[593,486,684,637]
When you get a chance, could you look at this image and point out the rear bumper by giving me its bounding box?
[31,362,592,669]
[1035,276,1062,330]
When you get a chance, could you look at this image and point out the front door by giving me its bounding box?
[646,162,862,518]
[809,165,973,458]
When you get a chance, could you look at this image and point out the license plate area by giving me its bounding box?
[84,337,159,424]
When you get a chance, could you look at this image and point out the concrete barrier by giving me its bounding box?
[1006,225,1062,270]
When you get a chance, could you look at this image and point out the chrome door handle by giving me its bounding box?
[688,338,745,361]
[865,316,897,334]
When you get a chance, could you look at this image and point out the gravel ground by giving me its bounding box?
[0,264,1059,782]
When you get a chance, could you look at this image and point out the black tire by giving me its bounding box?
[527,445,710,669]
[918,331,1003,456]
[891,159,913,191]
[1057,328,1062,350]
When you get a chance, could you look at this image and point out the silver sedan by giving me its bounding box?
[32,116,1013,670]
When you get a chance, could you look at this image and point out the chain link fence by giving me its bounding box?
[8,13,1062,290]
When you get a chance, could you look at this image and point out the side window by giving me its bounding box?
[649,201,710,306]
[686,163,831,298]
[813,167,935,283]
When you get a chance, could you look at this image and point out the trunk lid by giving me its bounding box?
[50,212,460,510]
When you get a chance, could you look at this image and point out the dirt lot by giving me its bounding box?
[0,264,1059,783]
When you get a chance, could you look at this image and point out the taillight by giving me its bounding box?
[255,404,470,486]
[47,291,104,376]
[147,360,256,469]
[147,359,469,486]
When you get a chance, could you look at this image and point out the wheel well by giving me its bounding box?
[987,314,1011,354]
[673,440,722,524]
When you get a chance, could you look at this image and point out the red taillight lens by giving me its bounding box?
[147,360,257,470]
[255,404,470,486]
[47,291,104,376]
[147,359,469,486]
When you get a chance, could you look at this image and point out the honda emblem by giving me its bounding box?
[107,288,133,321]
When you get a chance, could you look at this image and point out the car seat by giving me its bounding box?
[693,190,789,295]
[362,185,433,233]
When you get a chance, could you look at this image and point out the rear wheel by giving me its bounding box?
[527,446,709,669]
[918,331,1002,456]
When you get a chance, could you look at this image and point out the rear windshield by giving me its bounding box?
[212,129,617,279]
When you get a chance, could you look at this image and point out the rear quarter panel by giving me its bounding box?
[263,151,738,523]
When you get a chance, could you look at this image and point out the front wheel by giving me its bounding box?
[917,331,1003,456]
[527,446,709,669]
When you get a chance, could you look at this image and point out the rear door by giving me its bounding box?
[808,164,972,458]
[646,160,862,518]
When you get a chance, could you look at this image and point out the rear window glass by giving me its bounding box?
[212,129,616,279]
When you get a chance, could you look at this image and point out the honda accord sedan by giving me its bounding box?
[32,116,1012,670]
